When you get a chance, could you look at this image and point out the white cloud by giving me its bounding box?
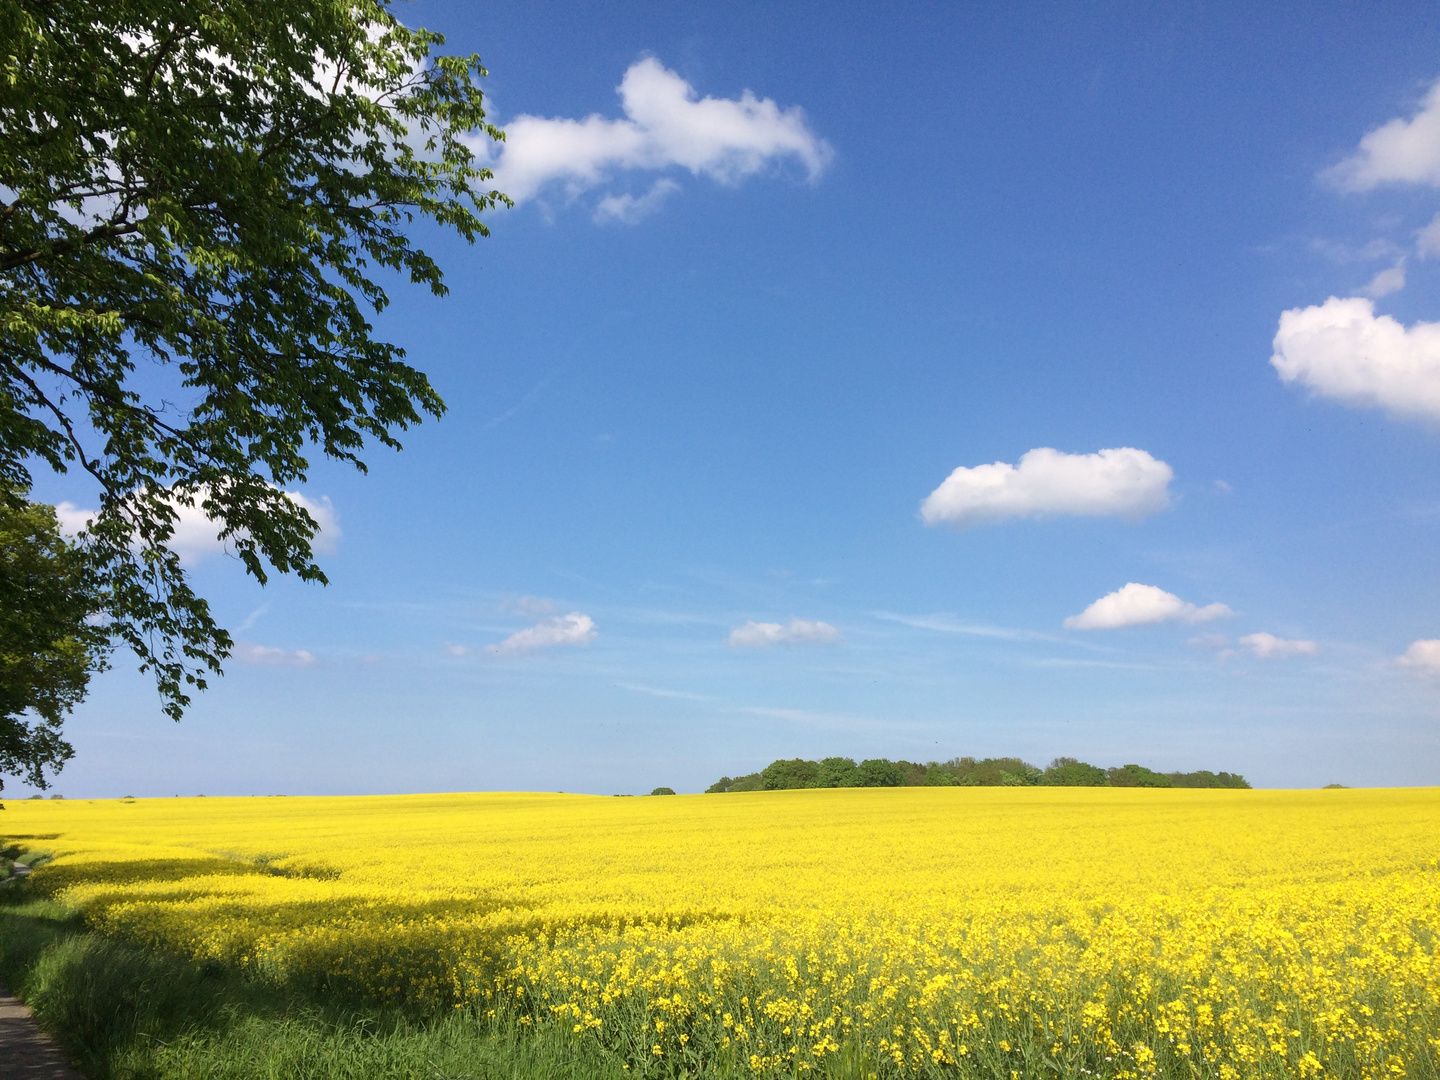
[1271,296,1440,422]
[485,57,832,211]
[1417,213,1440,259]
[920,447,1172,529]
[727,618,842,647]
[235,604,268,632]
[1064,583,1233,630]
[489,612,597,654]
[1396,639,1440,678]
[54,488,339,566]
[53,502,97,535]
[1187,633,1230,651]
[445,643,471,657]
[1239,632,1318,659]
[498,595,558,616]
[616,682,709,701]
[594,178,680,224]
[1323,79,1440,191]
[1310,237,1403,264]
[1361,263,1406,298]
[233,642,316,667]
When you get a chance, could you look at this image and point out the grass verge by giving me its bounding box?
[0,892,634,1080]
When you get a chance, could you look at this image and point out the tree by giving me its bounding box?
[1167,770,1251,789]
[761,758,821,790]
[0,1,507,741]
[0,492,109,792]
[855,759,905,787]
[1041,758,1110,787]
[817,756,858,787]
[1108,764,1172,788]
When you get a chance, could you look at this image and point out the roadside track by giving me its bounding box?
[0,982,86,1080]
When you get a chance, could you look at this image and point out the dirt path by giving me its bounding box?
[0,983,86,1080]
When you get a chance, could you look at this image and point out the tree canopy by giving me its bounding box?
[0,492,109,791]
[0,0,506,778]
[706,756,1250,792]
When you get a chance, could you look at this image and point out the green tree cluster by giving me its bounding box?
[706,755,1250,792]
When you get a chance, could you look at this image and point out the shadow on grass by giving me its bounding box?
[0,852,781,1080]
[9,853,740,1019]
[0,888,638,1080]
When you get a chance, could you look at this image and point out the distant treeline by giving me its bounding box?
[706,756,1250,792]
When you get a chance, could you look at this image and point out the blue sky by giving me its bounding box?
[28,1,1440,796]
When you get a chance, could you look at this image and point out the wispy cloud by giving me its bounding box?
[739,706,927,733]
[1031,657,1166,671]
[1417,213,1440,259]
[234,604,269,633]
[1239,632,1318,659]
[481,375,558,431]
[872,611,1118,652]
[595,178,680,223]
[233,642,316,667]
[616,682,710,701]
[1360,262,1406,298]
[498,595,559,617]
[728,618,841,647]
[873,611,1057,642]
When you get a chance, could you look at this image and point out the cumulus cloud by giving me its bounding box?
[1271,296,1440,422]
[53,502,97,535]
[233,642,316,667]
[1239,632,1318,659]
[1396,639,1440,678]
[485,57,832,210]
[490,612,597,655]
[727,618,842,647]
[1064,583,1233,631]
[920,447,1172,529]
[55,488,339,566]
[1323,79,1440,191]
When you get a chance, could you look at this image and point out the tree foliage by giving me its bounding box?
[0,491,109,791]
[0,0,506,728]
[706,755,1250,792]
[761,758,820,790]
[1042,757,1111,787]
[1108,763,1174,788]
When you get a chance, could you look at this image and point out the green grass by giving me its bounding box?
[0,893,637,1080]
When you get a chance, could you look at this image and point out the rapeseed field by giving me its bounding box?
[4,788,1438,1079]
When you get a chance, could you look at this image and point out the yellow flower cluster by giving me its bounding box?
[6,787,1438,1078]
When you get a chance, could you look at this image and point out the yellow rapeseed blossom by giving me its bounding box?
[5,787,1438,1078]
